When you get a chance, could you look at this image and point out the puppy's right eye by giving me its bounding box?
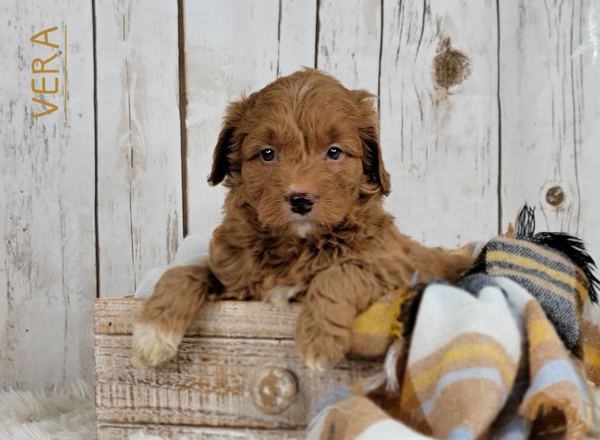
[261,148,276,162]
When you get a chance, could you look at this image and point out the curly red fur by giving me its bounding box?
[132,68,473,370]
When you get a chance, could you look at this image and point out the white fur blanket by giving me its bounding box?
[134,232,211,299]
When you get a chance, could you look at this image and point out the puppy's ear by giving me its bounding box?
[208,125,234,186]
[207,96,253,186]
[351,89,391,196]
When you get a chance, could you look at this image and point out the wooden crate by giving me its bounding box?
[94,298,384,439]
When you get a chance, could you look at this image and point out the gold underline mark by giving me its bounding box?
[64,24,68,120]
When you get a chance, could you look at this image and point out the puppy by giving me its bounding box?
[131,68,473,371]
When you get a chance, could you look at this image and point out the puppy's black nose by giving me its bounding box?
[288,193,315,215]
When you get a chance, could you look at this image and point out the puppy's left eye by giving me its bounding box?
[326,146,343,160]
[261,148,277,162]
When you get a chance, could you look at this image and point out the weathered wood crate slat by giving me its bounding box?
[94,298,384,439]
[94,299,301,338]
[96,424,303,440]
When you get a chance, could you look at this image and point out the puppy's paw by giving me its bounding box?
[131,323,183,368]
[294,308,351,372]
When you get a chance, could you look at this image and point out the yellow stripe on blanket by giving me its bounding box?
[352,298,403,337]
[408,342,516,396]
[527,317,560,347]
[583,343,600,370]
[486,251,588,302]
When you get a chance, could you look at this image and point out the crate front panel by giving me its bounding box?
[97,423,304,440]
[94,334,382,429]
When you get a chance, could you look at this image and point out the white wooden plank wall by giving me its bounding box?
[317,0,382,92]
[2,0,599,390]
[95,0,183,298]
[1,1,96,389]
[379,0,499,248]
[499,0,600,261]
[184,0,280,236]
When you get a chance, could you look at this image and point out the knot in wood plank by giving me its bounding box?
[433,38,471,89]
[546,186,566,207]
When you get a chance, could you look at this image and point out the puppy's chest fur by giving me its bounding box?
[211,232,357,303]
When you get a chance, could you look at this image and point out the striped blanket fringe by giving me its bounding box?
[307,205,600,440]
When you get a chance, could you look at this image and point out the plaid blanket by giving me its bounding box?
[308,206,600,439]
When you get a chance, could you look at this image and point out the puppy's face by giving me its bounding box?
[208,69,391,237]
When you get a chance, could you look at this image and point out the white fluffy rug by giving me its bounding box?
[0,382,167,440]
[0,381,95,440]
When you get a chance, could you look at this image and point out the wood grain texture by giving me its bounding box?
[574,0,600,262]
[277,0,317,76]
[379,0,499,248]
[95,0,183,297]
[95,298,300,338]
[0,1,96,389]
[499,0,600,260]
[95,335,381,429]
[95,299,382,432]
[317,0,381,91]
[97,424,303,440]
[184,0,280,236]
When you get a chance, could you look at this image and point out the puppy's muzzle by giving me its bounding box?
[287,193,316,215]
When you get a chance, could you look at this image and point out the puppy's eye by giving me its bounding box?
[261,148,276,162]
[325,146,343,160]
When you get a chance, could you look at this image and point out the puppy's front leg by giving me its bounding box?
[295,262,385,371]
[131,263,223,368]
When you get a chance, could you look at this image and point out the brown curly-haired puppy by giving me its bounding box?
[131,68,473,371]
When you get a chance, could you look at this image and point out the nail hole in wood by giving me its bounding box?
[546,186,565,206]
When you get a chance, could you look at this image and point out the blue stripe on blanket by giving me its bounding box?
[447,426,475,440]
[524,359,588,398]
[311,382,353,418]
